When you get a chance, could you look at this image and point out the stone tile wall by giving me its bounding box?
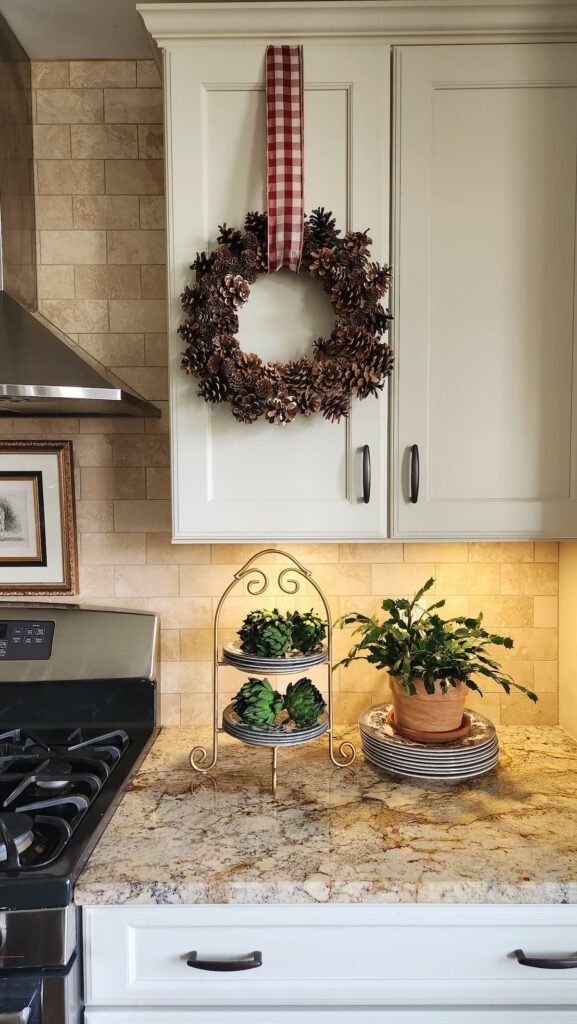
[2,60,559,728]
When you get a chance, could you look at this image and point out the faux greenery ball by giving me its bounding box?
[238,607,327,657]
[287,609,327,654]
[232,677,284,726]
[284,678,326,726]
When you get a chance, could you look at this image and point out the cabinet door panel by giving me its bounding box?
[392,44,577,538]
[84,1012,577,1023]
[165,44,389,540]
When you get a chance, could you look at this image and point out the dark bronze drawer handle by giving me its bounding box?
[362,444,371,504]
[410,443,419,503]
[515,948,577,969]
[187,950,262,972]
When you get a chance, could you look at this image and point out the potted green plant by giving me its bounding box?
[336,578,537,736]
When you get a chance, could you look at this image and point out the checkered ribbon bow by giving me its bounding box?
[266,44,304,274]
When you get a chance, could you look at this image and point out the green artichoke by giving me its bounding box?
[284,677,326,727]
[288,609,327,654]
[232,677,284,726]
[238,608,294,658]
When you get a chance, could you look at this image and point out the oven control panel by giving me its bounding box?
[0,621,55,660]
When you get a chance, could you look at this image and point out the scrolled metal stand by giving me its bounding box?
[189,548,356,796]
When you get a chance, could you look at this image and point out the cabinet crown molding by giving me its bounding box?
[138,1,577,44]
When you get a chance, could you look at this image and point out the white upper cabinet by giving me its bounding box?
[391,44,577,540]
[159,41,390,541]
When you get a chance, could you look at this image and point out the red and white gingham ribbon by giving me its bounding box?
[266,44,304,274]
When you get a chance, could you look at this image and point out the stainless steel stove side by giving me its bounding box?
[0,906,76,969]
[0,606,158,683]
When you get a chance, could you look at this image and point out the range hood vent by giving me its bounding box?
[0,291,160,417]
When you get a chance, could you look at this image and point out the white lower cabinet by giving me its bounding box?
[83,905,577,1018]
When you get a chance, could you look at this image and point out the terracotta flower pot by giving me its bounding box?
[389,676,467,734]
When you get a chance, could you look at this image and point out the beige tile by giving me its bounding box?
[114,499,171,532]
[467,596,533,629]
[501,563,558,596]
[500,691,557,726]
[37,159,104,195]
[464,691,501,724]
[160,629,180,662]
[105,88,163,124]
[533,661,558,692]
[70,61,136,88]
[372,563,436,596]
[81,466,145,500]
[138,124,163,159]
[500,627,557,662]
[112,434,169,467]
[144,333,167,365]
[75,264,141,299]
[469,542,534,563]
[37,264,75,300]
[146,534,211,565]
[81,532,146,565]
[107,229,166,265]
[180,628,213,661]
[307,563,371,596]
[430,595,469,618]
[137,60,162,88]
[40,298,108,333]
[78,565,115,597]
[33,124,71,159]
[71,124,138,159]
[339,543,403,563]
[159,693,181,725]
[141,265,166,298]
[78,332,144,365]
[139,195,165,228]
[76,499,113,532]
[180,564,244,597]
[73,195,139,229]
[35,196,73,229]
[41,229,106,265]
[115,564,179,597]
[534,596,558,628]
[148,596,212,630]
[535,542,559,563]
[336,692,377,727]
[146,467,171,499]
[435,563,500,596]
[404,543,468,563]
[72,434,114,467]
[111,366,167,401]
[109,299,166,333]
[32,62,70,89]
[210,544,281,565]
[105,160,163,195]
[36,89,103,124]
[77,417,142,435]
[180,693,212,725]
[283,544,340,564]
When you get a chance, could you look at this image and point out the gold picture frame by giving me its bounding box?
[0,440,78,596]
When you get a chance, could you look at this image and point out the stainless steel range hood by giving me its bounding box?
[0,11,161,418]
[0,291,161,417]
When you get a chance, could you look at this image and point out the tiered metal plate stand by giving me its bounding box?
[189,548,356,796]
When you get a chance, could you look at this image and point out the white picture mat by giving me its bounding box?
[0,453,64,584]
[0,477,39,558]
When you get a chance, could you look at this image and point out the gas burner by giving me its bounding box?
[35,761,72,792]
[0,812,34,861]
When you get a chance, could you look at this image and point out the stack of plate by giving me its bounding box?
[222,641,327,675]
[222,704,329,746]
[359,704,499,782]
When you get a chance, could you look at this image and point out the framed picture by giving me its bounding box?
[0,440,78,595]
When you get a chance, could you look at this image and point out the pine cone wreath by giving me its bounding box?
[321,391,351,423]
[265,393,298,426]
[197,374,229,404]
[219,273,250,309]
[231,393,263,423]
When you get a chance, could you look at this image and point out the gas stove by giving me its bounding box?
[0,604,158,1023]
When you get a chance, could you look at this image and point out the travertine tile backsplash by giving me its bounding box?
[3,60,559,727]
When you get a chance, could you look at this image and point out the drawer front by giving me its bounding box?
[84,1012,577,1023]
[84,905,577,1007]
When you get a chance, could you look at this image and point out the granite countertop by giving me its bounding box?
[75,725,577,906]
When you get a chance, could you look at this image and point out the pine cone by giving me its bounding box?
[240,231,259,252]
[244,211,268,245]
[265,393,297,426]
[214,334,241,359]
[312,336,335,360]
[216,223,244,252]
[235,350,262,371]
[283,357,312,395]
[206,352,223,375]
[255,375,273,399]
[178,320,199,345]
[190,251,216,280]
[321,391,351,423]
[343,229,372,258]
[343,362,383,400]
[222,359,247,392]
[180,284,205,316]
[239,248,258,282]
[255,245,268,272]
[231,393,263,423]
[334,324,373,358]
[219,273,250,309]
[307,207,339,246]
[312,358,345,393]
[213,244,239,275]
[369,342,394,379]
[331,277,364,315]
[181,345,208,377]
[309,247,336,278]
[368,306,393,336]
[297,388,321,417]
[197,374,229,404]
[367,261,392,293]
[265,360,284,382]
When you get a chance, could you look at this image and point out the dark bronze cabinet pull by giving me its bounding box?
[410,444,419,504]
[187,950,262,972]
[515,948,577,969]
[362,444,371,504]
